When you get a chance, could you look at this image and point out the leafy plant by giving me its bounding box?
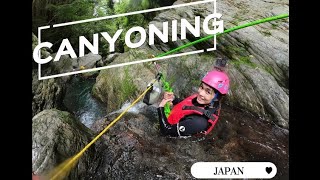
[119,67,138,103]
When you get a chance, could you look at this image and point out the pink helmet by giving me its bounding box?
[201,70,230,95]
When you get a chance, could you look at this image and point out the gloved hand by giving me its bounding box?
[163,92,174,100]
[159,98,173,107]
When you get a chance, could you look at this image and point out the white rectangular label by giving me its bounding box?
[191,162,277,179]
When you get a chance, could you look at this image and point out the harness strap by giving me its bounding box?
[182,105,216,121]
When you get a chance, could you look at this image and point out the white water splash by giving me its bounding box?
[108,101,147,116]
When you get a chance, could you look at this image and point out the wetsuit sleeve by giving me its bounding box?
[172,97,183,105]
[157,107,179,136]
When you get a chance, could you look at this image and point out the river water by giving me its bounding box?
[63,76,108,128]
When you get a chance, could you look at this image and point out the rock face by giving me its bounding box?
[32,70,66,117]
[90,106,226,179]
[216,0,289,127]
[32,32,68,116]
[32,33,103,116]
[32,109,102,179]
[92,48,157,113]
[92,0,289,128]
[90,104,288,179]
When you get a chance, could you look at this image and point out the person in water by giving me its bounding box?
[157,68,230,137]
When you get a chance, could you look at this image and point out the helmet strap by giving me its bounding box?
[210,92,219,106]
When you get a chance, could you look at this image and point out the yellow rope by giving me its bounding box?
[47,78,157,180]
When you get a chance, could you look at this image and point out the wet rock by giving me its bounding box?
[32,109,101,180]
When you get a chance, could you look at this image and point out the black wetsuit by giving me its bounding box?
[157,96,220,137]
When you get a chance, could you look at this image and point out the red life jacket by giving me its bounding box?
[167,94,220,135]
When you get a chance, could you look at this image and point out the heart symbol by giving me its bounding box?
[266,167,272,174]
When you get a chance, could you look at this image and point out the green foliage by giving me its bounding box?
[114,0,146,27]
[271,23,278,29]
[232,56,257,69]
[119,67,138,103]
[36,0,116,55]
[33,0,162,56]
[261,30,272,36]
[262,65,275,75]
[46,0,95,23]
[141,0,150,9]
[113,0,154,52]
[226,45,247,57]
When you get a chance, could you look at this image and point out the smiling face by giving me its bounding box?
[196,82,216,105]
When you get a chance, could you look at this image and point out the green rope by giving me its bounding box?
[157,14,288,57]
[154,14,289,117]
[160,75,173,117]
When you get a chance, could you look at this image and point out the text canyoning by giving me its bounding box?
[33,13,223,64]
